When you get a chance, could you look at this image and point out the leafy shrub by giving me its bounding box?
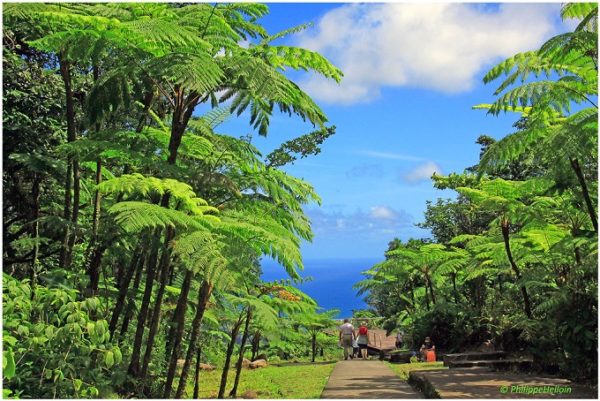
[3,274,122,398]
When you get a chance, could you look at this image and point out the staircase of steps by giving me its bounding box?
[443,351,533,372]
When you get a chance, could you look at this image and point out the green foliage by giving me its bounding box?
[359,4,597,383]
[3,274,122,398]
[3,2,341,398]
[265,126,336,167]
[188,363,336,399]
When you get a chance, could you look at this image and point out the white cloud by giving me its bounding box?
[370,206,396,220]
[306,205,412,236]
[297,3,558,104]
[403,162,442,183]
[361,150,424,161]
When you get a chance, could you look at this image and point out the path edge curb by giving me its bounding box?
[408,371,441,399]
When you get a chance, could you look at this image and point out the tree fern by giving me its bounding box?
[561,2,598,20]
[108,201,216,233]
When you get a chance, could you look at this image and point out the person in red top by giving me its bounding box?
[355,321,370,359]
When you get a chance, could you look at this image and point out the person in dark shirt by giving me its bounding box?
[395,329,404,349]
[420,336,435,361]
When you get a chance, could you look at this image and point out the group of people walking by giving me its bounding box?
[338,318,436,362]
[338,319,370,360]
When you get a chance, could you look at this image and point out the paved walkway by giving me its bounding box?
[410,368,597,399]
[321,360,420,399]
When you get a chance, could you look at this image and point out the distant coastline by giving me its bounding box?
[261,257,382,318]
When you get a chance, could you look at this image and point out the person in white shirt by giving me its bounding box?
[338,319,355,360]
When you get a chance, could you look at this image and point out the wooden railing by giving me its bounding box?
[368,331,381,348]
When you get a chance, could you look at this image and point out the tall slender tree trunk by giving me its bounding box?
[119,256,145,339]
[60,161,72,267]
[250,330,261,361]
[230,308,252,398]
[91,159,102,237]
[87,244,107,295]
[451,273,459,304]
[424,269,436,305]
[128,230,162,376]
[218,313,244,399]
[30,174,41,295]
[141,226,175,378]
[311,333,317,363]
[501,218,533,319]
[173,280,213,399]
[59,57,77,268]
[83,66,105,294]
[570,158,598,233]
[109,243,144,338]
[164,270,193,395]
[84,158,103,294]
[66,158,80,267]
[193,346,202,399]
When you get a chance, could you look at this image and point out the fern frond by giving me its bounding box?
[561,3,598,20]
[109,201,204,232]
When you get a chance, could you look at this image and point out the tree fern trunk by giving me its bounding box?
[193,346,202,399]
[501,218,533,319]
[119,255,145,340]
[30,174,41,295]
[141,226,175,378]
[311,332,317,363]
[58,57,76,268]
[60,57,80,269]
[167,90,198,165]
[128,229,162,377]
[109,243,144,339]
[173,280,213,399]
[250,330,261,361]
[59,150,71,267]
[218,313,244,399]
[452,273,459,304]
[570,158,598,233]
[230,307,252,398]
[164,269,193,396]
[91,158,102,237]
[84,158,103,295]
[65,158,80,268]
[90,57,102,232]
[424,269,436,305]
[86,244,107,296]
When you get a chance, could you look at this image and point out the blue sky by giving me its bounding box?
[217,2,571,260]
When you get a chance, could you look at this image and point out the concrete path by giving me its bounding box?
[321,360,421,399]
[410,368,597,399]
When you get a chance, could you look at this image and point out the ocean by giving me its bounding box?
[260,258,382,318]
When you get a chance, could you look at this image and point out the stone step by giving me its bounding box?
[408,366,597,399]
[448,358,533,371]
[388,351,414,363]
[443,351,506,366]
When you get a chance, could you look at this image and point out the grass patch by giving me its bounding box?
[387,361,447,380]
[187,361,336,398]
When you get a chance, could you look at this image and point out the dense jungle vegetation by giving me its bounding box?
[2,3,343,398]
[357,3,598,383]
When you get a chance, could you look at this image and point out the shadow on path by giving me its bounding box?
[321,360,421,399]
